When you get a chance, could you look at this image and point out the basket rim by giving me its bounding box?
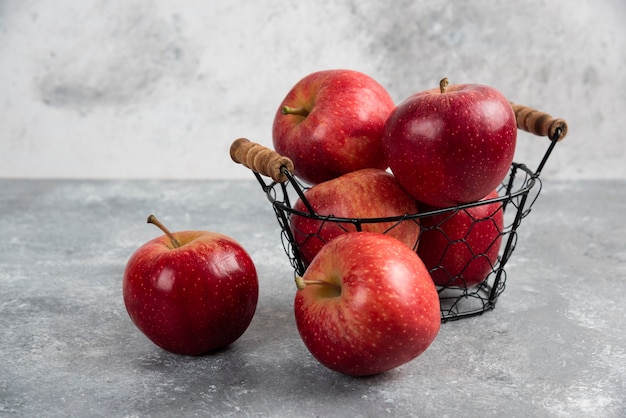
[266,162,537,224]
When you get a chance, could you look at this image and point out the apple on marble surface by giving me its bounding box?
[122,215,258,355]
[294,232,441,376]
[272,69,395,185]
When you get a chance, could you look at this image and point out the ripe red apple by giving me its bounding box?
[122,215,259,356]
[383,78,517,208]
[417,190,504,287]
[294,232,441,376]
[272,69,395,185]
[290,168,420,267]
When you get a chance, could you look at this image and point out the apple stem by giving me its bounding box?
[147,214,181,248]
[439,77,449,93]
[295,276,339,290]
[281,106,310,117]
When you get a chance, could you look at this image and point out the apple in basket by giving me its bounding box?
[417,190,505,287]
[272,69,395,185]
[122,215,259,355]
[294,232,441,376]
[382,77,517,208]
[289,168,421,267]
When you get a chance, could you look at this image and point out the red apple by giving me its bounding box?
[383,78,517,207]
[417,190,504,287]
[290,168,420,267]
[272,69,395,185]
[122,215,259,355]
[294,232,441,376]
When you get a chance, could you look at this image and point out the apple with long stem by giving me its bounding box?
[383,77,517,207]
[294,232,441,376]
[122,215,259,355]
[273,69,395,185]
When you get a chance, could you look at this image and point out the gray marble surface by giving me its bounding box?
[1,179,625,417]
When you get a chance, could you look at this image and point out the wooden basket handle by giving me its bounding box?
[510,103,568,141]
[230,138,294,183]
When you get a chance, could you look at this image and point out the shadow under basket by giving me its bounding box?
[231,103,568,322]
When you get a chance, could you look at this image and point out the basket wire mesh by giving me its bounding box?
[237,111,565,322]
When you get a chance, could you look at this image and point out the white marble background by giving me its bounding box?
[1,0,624,180]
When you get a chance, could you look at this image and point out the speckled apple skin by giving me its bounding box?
[294,232,441,376]
[290,168,420,267]
[272,69,395,185]
[417,190,504,287]
[383,83,517,208]
[123,231,258,356]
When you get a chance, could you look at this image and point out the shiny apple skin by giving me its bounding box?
[290,168,420,267]
[383,82,517,208]
[123,231,258,356]
[273,69,395,185]
[417,190,504,287]
[294,232,441,376]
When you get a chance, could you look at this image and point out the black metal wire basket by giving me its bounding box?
[231,103,567,322]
